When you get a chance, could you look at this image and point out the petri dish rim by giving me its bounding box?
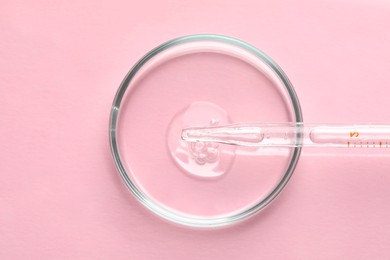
[109,34,303,228]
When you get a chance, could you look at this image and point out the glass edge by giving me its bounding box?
[108,34,303,228]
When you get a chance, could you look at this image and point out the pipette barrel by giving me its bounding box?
[182,123,390,148]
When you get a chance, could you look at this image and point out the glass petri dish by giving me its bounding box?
[109,34,302,228]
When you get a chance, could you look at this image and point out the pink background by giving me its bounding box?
[1,0,390,259]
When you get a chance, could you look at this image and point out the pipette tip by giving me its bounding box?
[181,125,264,146]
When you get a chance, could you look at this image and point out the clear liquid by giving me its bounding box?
[166,101,236,179]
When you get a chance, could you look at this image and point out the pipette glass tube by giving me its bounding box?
[181,123,390,148]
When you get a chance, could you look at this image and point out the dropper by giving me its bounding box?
[181,123,390,148]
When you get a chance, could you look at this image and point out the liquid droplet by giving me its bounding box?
[166,101,235,179]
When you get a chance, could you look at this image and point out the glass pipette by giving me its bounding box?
[181,123,390,148]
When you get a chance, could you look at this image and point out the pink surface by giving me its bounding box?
[1,0,390,259]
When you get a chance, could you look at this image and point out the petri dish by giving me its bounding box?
[109,34,302,228]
